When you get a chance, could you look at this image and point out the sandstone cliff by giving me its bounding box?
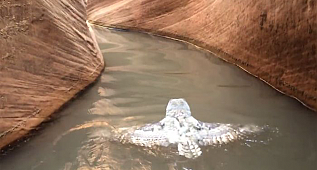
[88,0,317,111]
[0,0,104,149]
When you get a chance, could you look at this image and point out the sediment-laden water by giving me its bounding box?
[0,26,316,170]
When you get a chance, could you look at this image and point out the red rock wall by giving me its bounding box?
[87,0,317,111]
[0,0,104,149]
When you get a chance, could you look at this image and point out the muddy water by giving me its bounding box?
[0,26,316,170]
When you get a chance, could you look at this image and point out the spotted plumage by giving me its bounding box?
[113,98,263,158]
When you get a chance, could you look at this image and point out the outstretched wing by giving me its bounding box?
[114,121,171,148]
[196,121,263,146]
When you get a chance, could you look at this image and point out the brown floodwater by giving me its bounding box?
[0,26,316,170]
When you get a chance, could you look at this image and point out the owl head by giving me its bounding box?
[166,98,191,117]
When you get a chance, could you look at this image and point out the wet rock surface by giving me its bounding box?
[0,0,104,149]
[87,0,317,111]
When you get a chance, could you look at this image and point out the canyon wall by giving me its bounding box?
[0,0,104,149]
[88,0,317,111]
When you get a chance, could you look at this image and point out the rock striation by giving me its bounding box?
[0,0,104,149]
[87,0,317,111]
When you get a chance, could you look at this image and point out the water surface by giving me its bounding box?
[0,26,316,170]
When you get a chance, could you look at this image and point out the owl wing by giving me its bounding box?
[196,122,241,146]
[114,119,172,148]
[196,121,264,146]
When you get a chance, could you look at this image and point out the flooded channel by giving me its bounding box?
[0,26,316,170]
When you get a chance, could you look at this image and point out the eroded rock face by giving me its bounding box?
[0,0,104,149]
[87,0,317,111]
